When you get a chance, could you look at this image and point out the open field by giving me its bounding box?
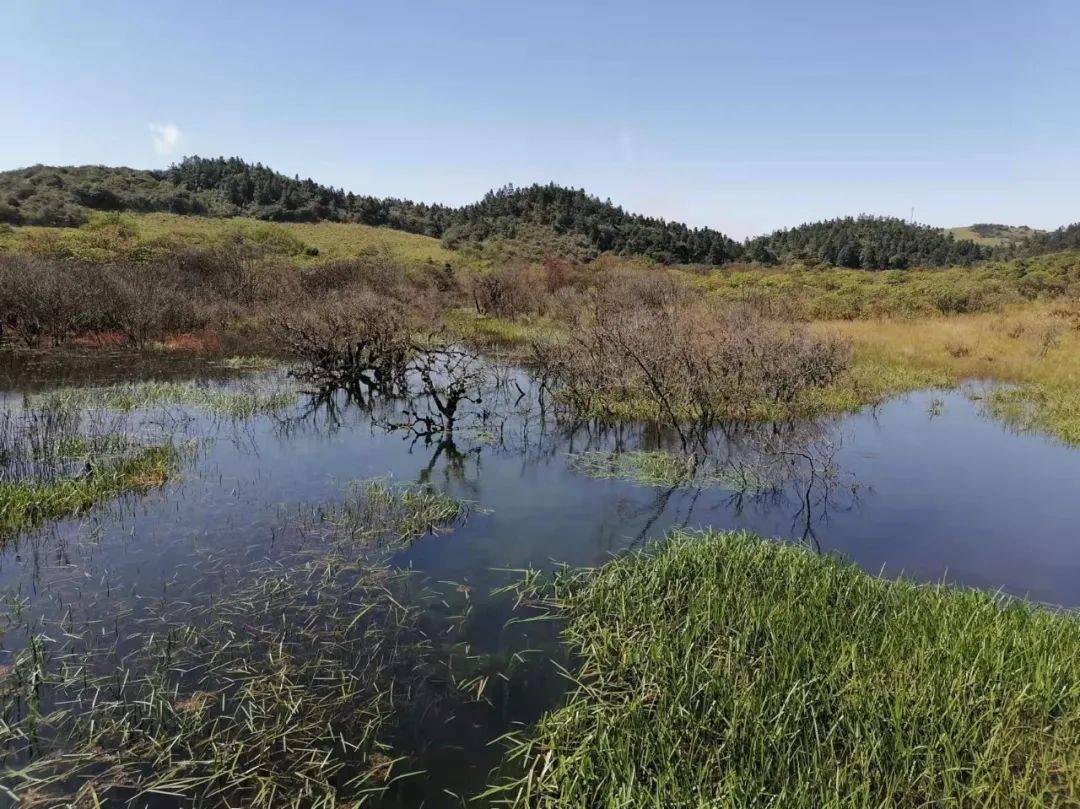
[820,302,1080,443]
[949,224,1043,247]
[0,211,467,272]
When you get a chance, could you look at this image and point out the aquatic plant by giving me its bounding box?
[0,480,475,806]
[0,444,178,537]
[566,450,774,492]
[491,530,1080,807]
[31,379,296,418]
[215,355,280,370]
[0,401,180,538]
[302,477,471,551]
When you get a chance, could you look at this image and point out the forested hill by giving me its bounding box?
[0,157,737,264]
[440,184,741,264]
[3,157,1058,268]
[0,159,455,237]
[743,216,990,269]
[1019,222,1080,255]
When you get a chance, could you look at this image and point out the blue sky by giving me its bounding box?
[2,0,1076,238]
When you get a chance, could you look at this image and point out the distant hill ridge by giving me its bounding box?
[0,157,738,265]
[744,216,989,269]
[948,224,1044,247]
[0,156,1073,267]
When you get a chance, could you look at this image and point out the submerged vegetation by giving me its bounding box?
[31,379,296,417]
[0,444,176,536]
[567,449,776,492]
[0,401,180,538]
[0,479,473,806]
[495,530,1080,807]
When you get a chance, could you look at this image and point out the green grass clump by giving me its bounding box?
[494,530,1080,807]
[304,478,471,551]
[215,355,281,371]
[794,356,955,417]
[32,380,296,418]
[982,383,1080,445]
[0,445,177,535]
[567,450,774,491]
[442,308,565,351]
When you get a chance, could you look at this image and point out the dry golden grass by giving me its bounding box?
[817,301,1080,442]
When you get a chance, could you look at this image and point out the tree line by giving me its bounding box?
[743,216,990,269]
[1,157,1074,269]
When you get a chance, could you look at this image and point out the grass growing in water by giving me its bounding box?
[567,450,774,492]
[31,379,296,418]
[492,530,1080,807]
[821,302,1080,444]
[302,477,471,551]
[0,445,177,536]
[0,480,473,806]
[215,355,282,371]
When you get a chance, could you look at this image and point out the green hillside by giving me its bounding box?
[948,223,1042,247]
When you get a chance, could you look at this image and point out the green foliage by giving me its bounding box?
[704,250,1080,318]
[494,530,1080,807]
[949,223,1042,247]
[0,445,177,536]
[442,182,741,264]
[0,164,209,226]
[164,156,456,232]
[1022,221,1080,254]
[31,380,297,418]
[745,215,990,269]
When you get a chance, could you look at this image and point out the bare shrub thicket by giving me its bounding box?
[279,293,413,394]
[534,282,851,448]
[0,255,86,346]
[470,264,542,318]
[0,247,461,351]
[0,256,202,347]
[106,264,206,347]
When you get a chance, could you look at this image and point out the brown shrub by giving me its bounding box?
[278,291,412,393]
[101,263,206,347]
[470,264,542,318]
[300,258,406,298]
[0,256,92,346]
[534,295,851,446]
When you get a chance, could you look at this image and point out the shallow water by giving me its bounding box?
[1,359,1079,805]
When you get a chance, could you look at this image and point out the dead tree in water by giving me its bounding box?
[398,341,488,438]
[278,300,411,399]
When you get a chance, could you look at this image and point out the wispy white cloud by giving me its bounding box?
[149,122,182,156]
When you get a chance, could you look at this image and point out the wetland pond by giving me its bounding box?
[1,353,1079,806]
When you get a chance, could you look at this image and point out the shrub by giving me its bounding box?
[102,263,206,347]
[0,255,88,345]
[470,264,542,318]
[279,291,412,394]
[533,292,851,444]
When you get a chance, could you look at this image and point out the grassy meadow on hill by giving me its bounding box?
[949,223,1044,247]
